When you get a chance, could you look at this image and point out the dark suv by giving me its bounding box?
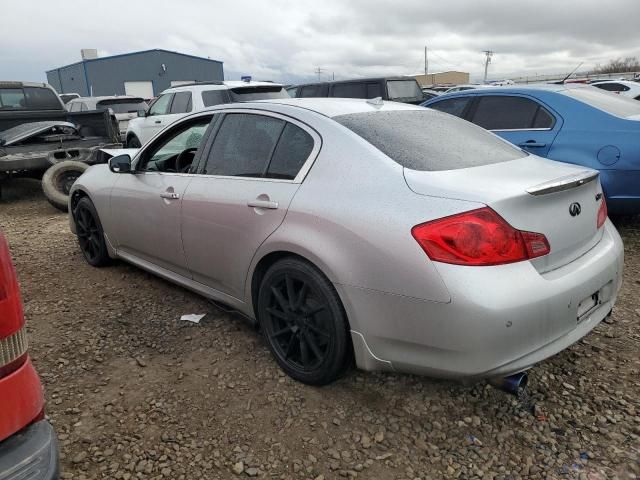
[288,77,426,104]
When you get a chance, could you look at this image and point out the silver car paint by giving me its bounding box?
[70,99,624,379]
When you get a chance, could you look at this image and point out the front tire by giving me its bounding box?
[73,197,111,267]
[257,258,351,385]
[42,161,89,211]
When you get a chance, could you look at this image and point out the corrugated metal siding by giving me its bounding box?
[48,50,223,96]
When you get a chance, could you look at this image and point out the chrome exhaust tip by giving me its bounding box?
[488,372,528,395]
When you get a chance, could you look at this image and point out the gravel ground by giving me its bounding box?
[1,178,639,480]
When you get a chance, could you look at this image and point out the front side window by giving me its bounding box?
[366,83,383,98]
[593,83,629,93]
[300,85,321,97]
[170,91,192,114]
[148,93,173,116]
[332,82,367,99]
[427,97,471,118]
[139,119,210,172]
[203,113,285,177]
[471,96,554,130]
[202,89,230,107]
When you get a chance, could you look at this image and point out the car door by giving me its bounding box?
[181,110,319,299]
[467,95,561,157]
[110,114,213,277]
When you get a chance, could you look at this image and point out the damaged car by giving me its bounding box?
[0,82,121,210]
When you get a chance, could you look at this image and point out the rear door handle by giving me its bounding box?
[160,192,180,200]
[519,141,546,148]
[154,120,162,124]
[247,200,278,209]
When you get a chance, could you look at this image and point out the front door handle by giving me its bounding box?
[160,192,180,200]
[518,140,546,148]
[154,120,162,124]
[247,199,278,209]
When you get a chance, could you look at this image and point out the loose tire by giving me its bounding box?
[126,134,142,148]
[42,161,89,211]
[258,258,351,385]
[73,197,111,267]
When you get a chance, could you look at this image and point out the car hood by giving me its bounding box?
[0,121,77,147]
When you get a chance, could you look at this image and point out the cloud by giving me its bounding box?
[1,0,639,84]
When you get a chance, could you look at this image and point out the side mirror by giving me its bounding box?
[108,154,132,173]
[137,109,147,117]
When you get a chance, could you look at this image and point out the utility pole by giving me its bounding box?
[424,45,428,78]
[315,67,323,81]
[483,50,493,84]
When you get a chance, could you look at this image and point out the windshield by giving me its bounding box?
[562,87,640,118]
[386,80,423,101]
[97,99,148,114]
[229,86,289,102]
[335,110,526,171]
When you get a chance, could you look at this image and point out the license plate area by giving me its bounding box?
[576,280,613,322]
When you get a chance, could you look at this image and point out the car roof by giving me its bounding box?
[592,79,640,86]
[69,95,144,103]
[209,97,425,118]
[164,81,283,93]
[294,76,417,88]
[0,81,54,89]
[432,83,593,97]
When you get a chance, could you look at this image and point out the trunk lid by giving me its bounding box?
[404,156,604,272]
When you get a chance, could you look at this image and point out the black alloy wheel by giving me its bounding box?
[74,197,110,267]
[258,258,350,385]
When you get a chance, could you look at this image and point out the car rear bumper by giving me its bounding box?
[339,220,624,378]
[0,421,59,480]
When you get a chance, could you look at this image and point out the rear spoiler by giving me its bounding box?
[526,170,599,196]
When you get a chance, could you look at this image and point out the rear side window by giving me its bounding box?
[204,113,285,177]
[202,89,230,107]
[24,87,61,109]
[335,110,526,172]
[0,89,25,108]
[332,82,367,99]
[170,91,192,114]
[366,83,382,98]
[471,96,554,130]
[428,97,471,118]
[266,123,314,179]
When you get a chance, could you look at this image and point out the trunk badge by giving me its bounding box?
[569,202,582,217]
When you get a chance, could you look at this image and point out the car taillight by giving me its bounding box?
[597,196,607,229]
[412,207,550,266]
[0,232,24,340]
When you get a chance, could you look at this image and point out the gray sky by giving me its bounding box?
[3,0,639,84]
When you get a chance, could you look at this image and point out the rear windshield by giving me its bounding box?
[386,80,423,101]
[97,99,148,113]
[0,87,61,110]
[335,110,526,171]
[562,87,640,118]
[229,86,289,102]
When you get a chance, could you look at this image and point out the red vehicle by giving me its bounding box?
[0,230,58,479]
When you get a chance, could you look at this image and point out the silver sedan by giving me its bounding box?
[69,98,624,385]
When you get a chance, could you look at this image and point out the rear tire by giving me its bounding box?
[42,161,89,212]
[257,258,351,385]
[126,134,141,148]
[73,197,111,267]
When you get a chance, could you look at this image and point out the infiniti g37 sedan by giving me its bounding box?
[68,98,623,385]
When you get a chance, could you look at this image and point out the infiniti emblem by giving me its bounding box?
[569,202,582,217]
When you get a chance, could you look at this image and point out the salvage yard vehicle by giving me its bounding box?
[288,77,426,104]
[0,81,121,210]
[0,229,59,479]
[125,81,288,147]
[423,84,640,214]
[66,96,148,141]
[70,98,622,386]
[591,80,640,100]
[58,93,80,104]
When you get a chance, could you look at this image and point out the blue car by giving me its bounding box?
[422,84,640,214]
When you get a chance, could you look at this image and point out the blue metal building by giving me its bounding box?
[46,49,224,98]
